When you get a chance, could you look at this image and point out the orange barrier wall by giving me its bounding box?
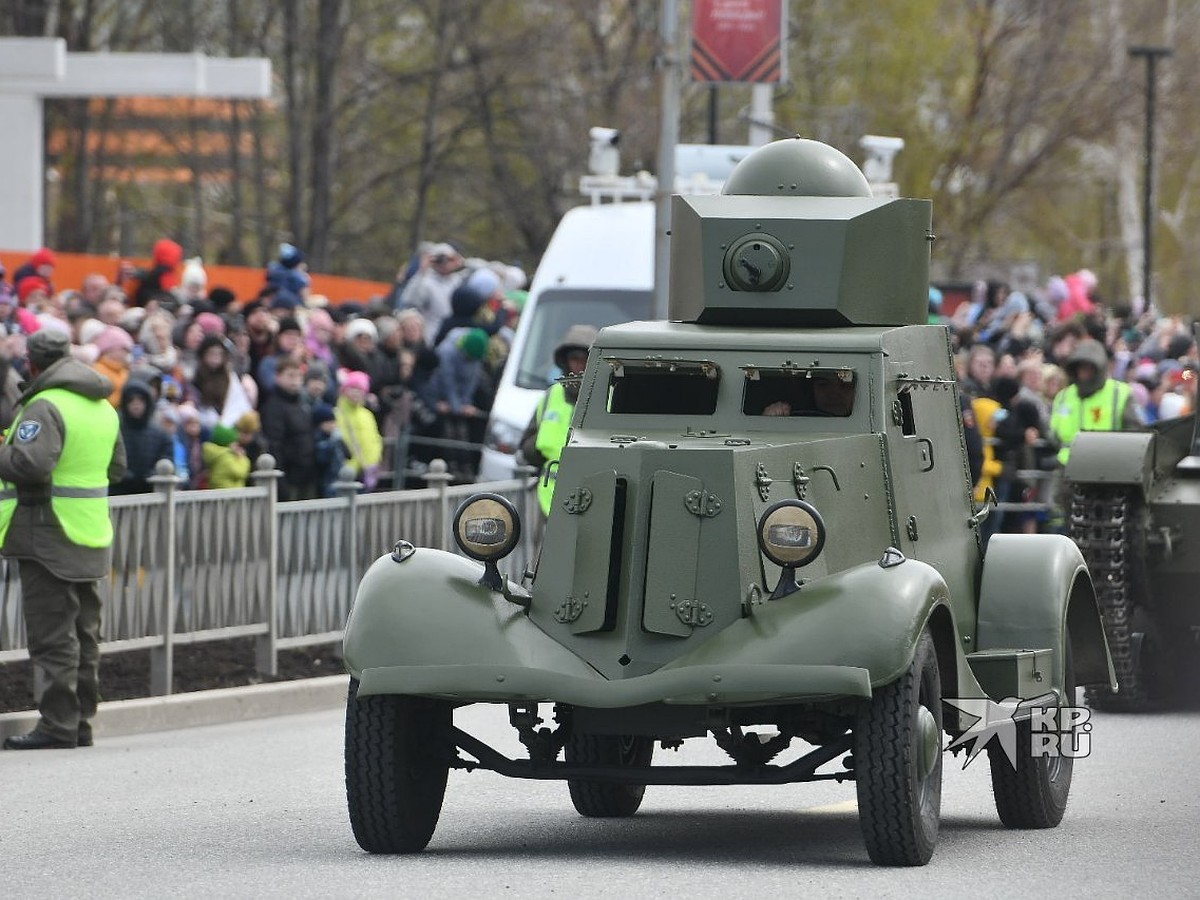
[0,250,392,306]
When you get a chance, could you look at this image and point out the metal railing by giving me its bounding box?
[0,456,540,695]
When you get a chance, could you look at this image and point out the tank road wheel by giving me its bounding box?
[344,678,452,853]
[989,644,1075,829]
[1070,485,1163,711]
[854,629,943,867]
[565,733,655,817]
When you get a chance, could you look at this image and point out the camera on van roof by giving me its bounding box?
[588,127,621,178]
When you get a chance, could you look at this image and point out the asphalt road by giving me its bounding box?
[3,698,1198,898]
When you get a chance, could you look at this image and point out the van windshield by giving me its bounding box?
[515,288,653,390]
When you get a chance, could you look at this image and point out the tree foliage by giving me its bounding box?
[3,0,1195,311]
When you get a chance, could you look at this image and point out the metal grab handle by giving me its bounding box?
[917,437,935,472]
[968,487,998,528]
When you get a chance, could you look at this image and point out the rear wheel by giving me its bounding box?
[344,678,452,853]
[854,629,943,866]
[989,644,1075,828]
[565,733,654,817]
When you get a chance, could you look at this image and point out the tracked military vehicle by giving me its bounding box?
[342,137,1114,866]
[1066,348,1200,711]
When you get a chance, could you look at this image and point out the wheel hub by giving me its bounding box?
[916,704,940,778]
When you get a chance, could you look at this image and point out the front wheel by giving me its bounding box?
[344,678,452,853]
[989,644,1075,828]
[565,733,654,817]
[854,629,943,866]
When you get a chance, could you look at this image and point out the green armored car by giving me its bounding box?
[343,138,1115,866]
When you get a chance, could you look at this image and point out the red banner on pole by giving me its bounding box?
[691,0,785,83]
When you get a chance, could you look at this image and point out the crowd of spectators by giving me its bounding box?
[937,270,1198,536]
[1,239,1195,518]
[0,239,528,496]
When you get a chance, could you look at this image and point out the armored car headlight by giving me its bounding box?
[757,500,825,599]
[757,500,825,568]
[453,493,521,564]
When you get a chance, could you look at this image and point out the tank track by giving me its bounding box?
[1069,485,1156,711]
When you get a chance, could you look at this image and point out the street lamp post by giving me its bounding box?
[1128,45,1171,311]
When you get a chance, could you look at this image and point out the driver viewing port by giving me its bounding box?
[743,368,857,417]
[605,359,720,415]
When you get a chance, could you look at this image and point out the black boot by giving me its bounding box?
[77,721,93,747]
[3,730,77,750]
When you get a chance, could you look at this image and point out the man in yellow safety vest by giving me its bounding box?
[1050,338,1143,466]
[532,325,597,517]
[0,329,126,749]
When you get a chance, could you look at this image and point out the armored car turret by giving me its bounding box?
[341,137,1114,866]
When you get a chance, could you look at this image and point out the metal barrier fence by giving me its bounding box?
[0,457,540,695]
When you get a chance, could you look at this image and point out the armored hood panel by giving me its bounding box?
[669,194,932,328]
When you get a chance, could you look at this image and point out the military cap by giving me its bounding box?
[27,329,71,369]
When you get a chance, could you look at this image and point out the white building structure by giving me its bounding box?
[0,37,271,252]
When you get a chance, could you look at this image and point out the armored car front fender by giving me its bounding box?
[667,556,953,691]
[345,550,951,707]
[343,548,604,692]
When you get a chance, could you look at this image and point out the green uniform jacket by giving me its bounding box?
[0,358,127,580]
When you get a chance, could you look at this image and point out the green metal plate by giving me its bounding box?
[643,471,703,637]
[570,469,617,634]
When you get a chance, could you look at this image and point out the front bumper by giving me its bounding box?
[357,661,872,706]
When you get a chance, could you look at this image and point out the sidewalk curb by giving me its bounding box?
[0,675,348,744]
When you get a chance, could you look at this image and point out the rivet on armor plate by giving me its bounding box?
[554,597,584,623]
[562,487,593,514]
[674,598,714,627]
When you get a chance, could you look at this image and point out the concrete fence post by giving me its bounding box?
[333,464,364,611]
[250,454,283,677]
[422,458,453,550]
[147,459,181,696]
[513,463,541,575]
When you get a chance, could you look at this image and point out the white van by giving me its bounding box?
[478,143,753,482]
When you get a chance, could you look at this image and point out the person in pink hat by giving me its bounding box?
[90,325,134,407]
[334,368,383,490]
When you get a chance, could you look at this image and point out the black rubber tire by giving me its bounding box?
[565,733,654,817]
[854,630,943,867]
[989,644,1075,829]
[344,678,452,853]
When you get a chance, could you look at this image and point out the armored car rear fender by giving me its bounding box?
[976,533,1115,694]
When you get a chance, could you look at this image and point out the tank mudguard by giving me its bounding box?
[977,533,1115,691]
[667,557,953,689]
[1066,431,1155,495]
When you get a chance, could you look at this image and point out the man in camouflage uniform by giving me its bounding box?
[1,330,126,749]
